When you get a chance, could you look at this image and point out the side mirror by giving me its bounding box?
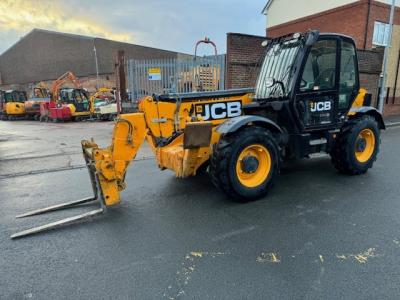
[261,40,270,47]
[305,30,319,46]
[265,77,275,88]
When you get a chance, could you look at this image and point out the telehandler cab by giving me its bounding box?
[12,31,385,238]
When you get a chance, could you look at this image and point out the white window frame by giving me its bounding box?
[373,21,391,46]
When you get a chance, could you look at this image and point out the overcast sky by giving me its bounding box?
[0,0,267,55]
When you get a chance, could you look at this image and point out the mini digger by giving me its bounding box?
[0,90,27,120]
[91,87,117,120]
[25,84,51,120]
[12,31,385,238]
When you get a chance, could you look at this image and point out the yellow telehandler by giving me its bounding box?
[12,31,385,238]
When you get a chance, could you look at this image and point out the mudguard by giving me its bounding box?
[349,106,385,129]
[217,115,283,134]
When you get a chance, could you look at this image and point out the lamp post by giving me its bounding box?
[378,0,396,113]
[93,41,100,90]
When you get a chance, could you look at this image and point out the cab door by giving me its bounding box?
[294,38,339,130]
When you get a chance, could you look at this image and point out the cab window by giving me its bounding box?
[300,40,337,92]
[339,41,358,109]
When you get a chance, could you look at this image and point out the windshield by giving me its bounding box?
[255,37,303,99]
[60,89,88,103]
[32,88,50,99]
[4,91,26,103]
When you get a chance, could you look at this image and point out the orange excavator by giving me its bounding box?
[40,71,91,122]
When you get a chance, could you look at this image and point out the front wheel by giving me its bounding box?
[330,115,380,175]
[209,126,280,201]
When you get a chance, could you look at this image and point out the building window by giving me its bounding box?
[373,21,390,46]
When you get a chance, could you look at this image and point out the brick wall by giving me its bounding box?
[225,33,266,89]
[267,1,369,49]
[358,49,383,105]
[267,0,400,50]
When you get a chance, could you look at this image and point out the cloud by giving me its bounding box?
[0,0,266,54]
[0,0,134,53]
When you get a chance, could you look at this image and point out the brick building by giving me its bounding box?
[262,0,400,115]
[0,29,189,92]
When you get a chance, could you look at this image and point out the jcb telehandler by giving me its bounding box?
[12,31,385,238]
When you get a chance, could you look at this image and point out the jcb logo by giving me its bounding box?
[195,101,242,121]
[310,101,331,112]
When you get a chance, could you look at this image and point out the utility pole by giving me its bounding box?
[115,50,126,114]
[378,0,396,113]
[93,41,100,90]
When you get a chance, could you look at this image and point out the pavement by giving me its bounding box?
[385,114,400,127]
[0,120,154,179]
[1,120,400,299]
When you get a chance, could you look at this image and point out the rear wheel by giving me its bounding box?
[331,115,380,175]
[209,126,280,201]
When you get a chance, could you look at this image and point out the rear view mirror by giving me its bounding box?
[261,40,270,47]
[305,30,319,46]
[265,77,275,88]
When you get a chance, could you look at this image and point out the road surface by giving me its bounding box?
[0,121,400,299]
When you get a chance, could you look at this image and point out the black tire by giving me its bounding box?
[331,115,380,175]
[209,126,280,201]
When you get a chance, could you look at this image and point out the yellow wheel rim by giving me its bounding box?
[236,144,272,188]
[355,128,376,163]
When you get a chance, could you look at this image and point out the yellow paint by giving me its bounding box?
[355,129,376,163]
[236,144,272,188]
[164,251,228,299]
[348,88,366,116]
[336,255,347,260]
[351,248,376,264]
[190,252,203,258]
[319,255,324,263]
[256,252,281,263]
[336,248,377,264]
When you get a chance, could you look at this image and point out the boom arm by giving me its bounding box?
[51,71,81,102]
[81,113,148,206]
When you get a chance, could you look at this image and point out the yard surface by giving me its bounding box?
[1,120,400,299]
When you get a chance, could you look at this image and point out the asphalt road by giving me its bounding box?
[1,122,400,299]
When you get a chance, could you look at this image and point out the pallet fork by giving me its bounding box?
[11,145,106,239]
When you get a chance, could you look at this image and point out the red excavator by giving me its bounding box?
[40,71,91,122]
